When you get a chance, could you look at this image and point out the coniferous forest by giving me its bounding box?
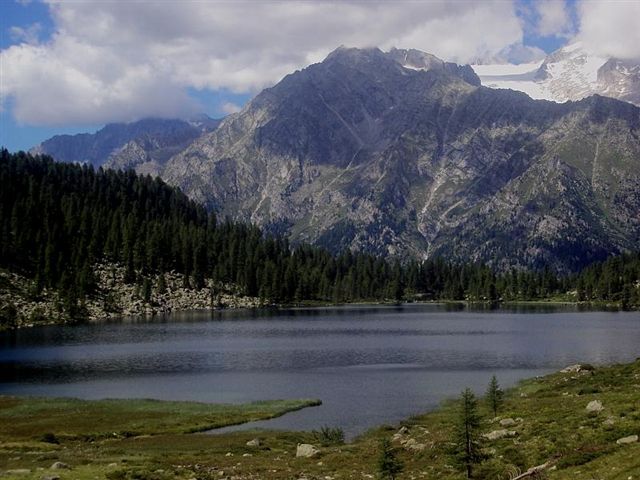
[1,149,639,324]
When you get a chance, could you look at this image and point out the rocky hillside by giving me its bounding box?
[0,265,259,328]
[30,116,221,173]
[158,47,640,272]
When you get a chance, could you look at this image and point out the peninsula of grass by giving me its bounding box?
[2,361,640,479]
[0,397,321,440]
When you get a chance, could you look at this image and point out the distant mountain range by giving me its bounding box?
[30,115,221,176]
[31,47,640,272]
[474,42,640,106]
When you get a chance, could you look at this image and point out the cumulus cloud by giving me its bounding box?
[534,0,572,37]
[576,1,640,59]
[2,1,529,126]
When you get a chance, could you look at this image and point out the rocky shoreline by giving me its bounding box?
[0,263,261,329]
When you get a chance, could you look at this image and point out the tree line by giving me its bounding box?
[1,150,638,319]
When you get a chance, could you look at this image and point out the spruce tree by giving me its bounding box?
[486,375,504,417]
[453,388,485,479]
[377,438,403,480]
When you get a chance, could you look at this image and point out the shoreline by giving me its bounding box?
[2,292,635,332]
[2,359,640,479]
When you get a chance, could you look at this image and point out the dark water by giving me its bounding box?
[1,304,639,438]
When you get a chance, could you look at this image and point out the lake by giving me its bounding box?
[1,304,639,438]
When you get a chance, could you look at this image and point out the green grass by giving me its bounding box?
[0,396,321,440]
[2,361,640,479]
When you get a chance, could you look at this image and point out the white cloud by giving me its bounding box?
[482,44,547,65]
[576,1,640,60]
[221,102,242,115]
[9,23,42,45]
[2,1,528,126]
[534,0,572,37]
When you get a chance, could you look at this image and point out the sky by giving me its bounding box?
[1,0,639,152]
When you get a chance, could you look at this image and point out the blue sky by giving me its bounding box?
[1,0,634,152]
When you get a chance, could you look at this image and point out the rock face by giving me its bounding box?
[160,46,640,272]
[296,443,320,458]
[31,116,221,170]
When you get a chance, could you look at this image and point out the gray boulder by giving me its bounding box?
[616,435,638,445]
[296,443,320,458]
[246,438,261,447]
[586,400,604,413]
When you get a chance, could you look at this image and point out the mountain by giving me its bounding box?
[475,42,640,106]
[386,47,481,86]
[157,46,640,272]
[30,116,221,173]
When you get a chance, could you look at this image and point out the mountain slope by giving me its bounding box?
[30,116,221,172]
[161,47,640,272]
[475,43,640,106]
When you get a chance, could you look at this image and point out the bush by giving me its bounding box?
[577,386,600,395]
[40,432,59,444]
[312,426,345,445]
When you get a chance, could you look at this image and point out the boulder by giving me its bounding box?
[246,438,261,447]
[586,400,604,413]
[50,462,69,470]
[406,441,427,452]
[397,426,409,435]
[403,438,417,447]
[561,364,582,373]
[296,443,320,458]
[499,418,517,427]
[484,429,517,441]
[616,435,638,445]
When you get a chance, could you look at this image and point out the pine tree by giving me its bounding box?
[377,438,403,480]
[453,388,485,478]
[486,375,504,417]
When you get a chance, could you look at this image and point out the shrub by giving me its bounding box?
[40,432,59,444]
[312,426,345,445]
[378,438,403,480]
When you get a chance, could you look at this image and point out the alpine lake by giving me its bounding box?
[2,303,639,439]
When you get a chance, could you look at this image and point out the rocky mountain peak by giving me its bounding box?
[160,46,640,272]
[32,46,640,272]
